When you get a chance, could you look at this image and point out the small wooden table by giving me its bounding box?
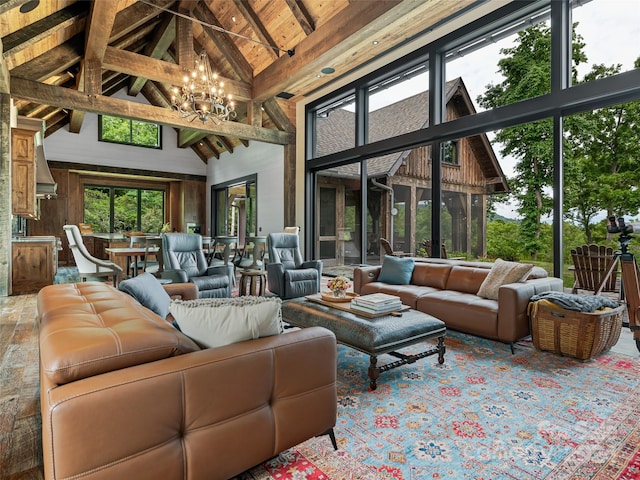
[239,269,267,296]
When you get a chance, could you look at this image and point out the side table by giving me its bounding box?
[239,270,267,296]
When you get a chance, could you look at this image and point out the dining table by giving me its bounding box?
[105,246,159,278]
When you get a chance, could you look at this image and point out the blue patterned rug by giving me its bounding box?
[238,330,640,479]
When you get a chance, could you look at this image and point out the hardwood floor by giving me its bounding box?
[0,294,43,479]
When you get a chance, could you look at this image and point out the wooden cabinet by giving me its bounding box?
[11,128,38,218]
[12,239,56,294]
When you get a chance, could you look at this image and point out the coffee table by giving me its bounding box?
[282,295,446,390]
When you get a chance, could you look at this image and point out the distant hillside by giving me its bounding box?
[488,213,518,223]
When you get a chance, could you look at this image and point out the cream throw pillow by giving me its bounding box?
[476,258,534,300]
[170,297,283,349]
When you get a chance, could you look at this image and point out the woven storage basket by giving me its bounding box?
[529,300,624,360]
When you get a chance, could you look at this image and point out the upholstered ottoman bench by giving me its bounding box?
[282,297,446,390]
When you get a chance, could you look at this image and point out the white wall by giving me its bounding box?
[44,90,206,176]
[206,142,284,237]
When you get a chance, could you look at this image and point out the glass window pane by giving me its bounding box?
[368,62,429,143]
[113,188,139,232]
[313,90,356,158]
[140,190,164,233]
[131,120,160,148]
[84,186,111,232]
[446,8,551,120]
[572,0,640,81]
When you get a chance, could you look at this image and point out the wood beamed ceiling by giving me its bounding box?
[1,0,475,163]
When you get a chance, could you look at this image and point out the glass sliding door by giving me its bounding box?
[211,175,257,242]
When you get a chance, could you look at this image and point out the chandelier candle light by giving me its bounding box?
[171,50,236,124]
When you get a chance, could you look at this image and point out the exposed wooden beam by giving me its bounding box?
[176,6,194,69]
[283,0,315,36]
[84,0,119,95]
[253,0,404,102]
[178,129,207,148]
[0,39,9,94]
[68,63,86,133]
[9,34,84,81]
[129,15,176,96]
[11,77,294,145]
[1,3,88,60]
[232,0,278,61]
[247,101,262,128]
[194,3,253,84]
[202,137,220,159]
[102,47,252,101]
[212,135,233,153]
[263,98,295,133]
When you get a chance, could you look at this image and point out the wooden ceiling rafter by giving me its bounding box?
[252,0,404,102]
[283,0,315,36]
[202,137,220,159]
[231,0,278,61]
[193,3,252,84]
[128,14,175,96]
[1,3,88,61]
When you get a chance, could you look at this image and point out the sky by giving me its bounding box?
[369,0,640,220]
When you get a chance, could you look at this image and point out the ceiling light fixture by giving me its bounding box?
[19,0,39,13]
[171,50,236,124]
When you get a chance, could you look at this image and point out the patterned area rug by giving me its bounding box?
[236,331,640,480]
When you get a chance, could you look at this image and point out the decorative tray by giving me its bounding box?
[320,291,359,303]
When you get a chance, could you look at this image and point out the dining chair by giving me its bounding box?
[143,237,163,275]
[63,225,122,286]
[128,234,147,277]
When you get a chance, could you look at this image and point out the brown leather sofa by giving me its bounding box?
[354,258,563,345]
[37,282,337,480]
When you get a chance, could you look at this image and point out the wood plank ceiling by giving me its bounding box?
[0,0,475,163]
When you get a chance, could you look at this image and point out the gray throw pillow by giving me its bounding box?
[118,272,171,319]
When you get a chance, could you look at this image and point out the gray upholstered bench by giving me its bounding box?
[282,297,446,390]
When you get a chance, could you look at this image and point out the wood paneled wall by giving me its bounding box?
[28,166,207,264]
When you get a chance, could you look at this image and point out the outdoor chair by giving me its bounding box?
[266,233,322,299]
[421,239,448,259]
[63,224,122,286]
[380,238,411,257]
[570,244,618,294]
[161,233,234,298]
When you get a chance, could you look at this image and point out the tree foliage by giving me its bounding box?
[477,24,587,260]
[101,116,160,148]
[565,58,640,240]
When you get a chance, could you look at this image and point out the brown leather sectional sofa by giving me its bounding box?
[354,258,563,345]
[37,282,337,480]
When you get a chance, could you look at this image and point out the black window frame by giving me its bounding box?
[304,0,640,275]
[98,115,163,149]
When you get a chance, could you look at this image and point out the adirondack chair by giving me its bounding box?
[570,244,618,294]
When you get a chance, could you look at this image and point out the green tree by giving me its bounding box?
[565,59,640,240]
[477,24,587,260]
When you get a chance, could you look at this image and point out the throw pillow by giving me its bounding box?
[170,296,283,349]
[377,255,415,285]
[476,258,534,300]
[118,272,171,319]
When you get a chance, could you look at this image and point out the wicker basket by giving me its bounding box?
[529,300,625,360]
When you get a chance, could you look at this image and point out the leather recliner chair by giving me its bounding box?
[162,233,234,298]
[266,232,322,299]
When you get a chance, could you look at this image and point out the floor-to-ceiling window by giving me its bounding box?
[83,184,165,233]
[305,0,640,278]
